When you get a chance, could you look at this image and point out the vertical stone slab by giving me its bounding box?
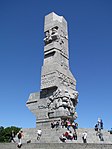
[26,12,79,126]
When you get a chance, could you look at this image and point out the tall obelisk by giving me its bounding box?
[26,12,78,127]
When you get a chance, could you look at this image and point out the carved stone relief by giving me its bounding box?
[44,26,59,45]
[41,72,56,89]
[27,12,79,122]
[47,88,78,118]
[57,71,76,88]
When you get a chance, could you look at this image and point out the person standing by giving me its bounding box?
[55,121,60,131]
[97,118,103,130]
[10,130,15,143]
[37,129,42,140]
[73,131,77,140]
[82,131,87,143]
[17,130,23,148]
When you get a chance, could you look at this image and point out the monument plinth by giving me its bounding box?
[26,12,78,127]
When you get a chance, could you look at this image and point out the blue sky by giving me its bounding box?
[0,0,112,129]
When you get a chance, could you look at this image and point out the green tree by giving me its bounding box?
[0,126,21,142]
[0,126,5,142]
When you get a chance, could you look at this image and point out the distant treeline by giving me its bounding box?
[0,126,21,142]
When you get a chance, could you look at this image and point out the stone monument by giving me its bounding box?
[26,12,78,128]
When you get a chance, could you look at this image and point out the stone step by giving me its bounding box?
[20,128,112,144]
[1,143,112,149]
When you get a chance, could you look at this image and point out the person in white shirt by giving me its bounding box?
[37,129,42,140]
[82,131,87,143]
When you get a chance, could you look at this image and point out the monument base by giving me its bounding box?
[21,127,112,144]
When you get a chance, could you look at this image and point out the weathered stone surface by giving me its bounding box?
[1,143,112,149]
[26,12,78,136]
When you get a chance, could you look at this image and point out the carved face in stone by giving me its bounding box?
[44,26,59,45]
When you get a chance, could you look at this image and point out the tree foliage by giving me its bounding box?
[0,126,21,142]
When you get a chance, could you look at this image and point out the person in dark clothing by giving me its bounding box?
[95,124,98,131]
[61,119,65,128]
[56,121,59,130]
[108,128,112,134]
[100,120,103,129]
[51,121,55,129]
[99,132,104,141]
[73,131,77,140]
[10,130,15,143]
